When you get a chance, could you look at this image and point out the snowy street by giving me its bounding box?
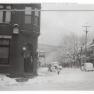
[0,68,94,90]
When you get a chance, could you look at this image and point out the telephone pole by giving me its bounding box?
[82,25,90,61]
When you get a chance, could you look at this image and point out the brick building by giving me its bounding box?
[0,4,41,77]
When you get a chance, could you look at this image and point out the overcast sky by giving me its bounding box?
[38,3,94,46]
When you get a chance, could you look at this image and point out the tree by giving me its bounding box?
[58,32,84,67]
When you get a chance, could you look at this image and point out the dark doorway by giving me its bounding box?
[23,43,33,73]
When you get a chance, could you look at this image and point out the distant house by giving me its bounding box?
[81,39,94,64]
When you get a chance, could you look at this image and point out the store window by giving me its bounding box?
[0,39,10,64]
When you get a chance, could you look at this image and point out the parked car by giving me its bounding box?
[81,62,94,71]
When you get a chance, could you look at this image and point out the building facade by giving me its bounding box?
[0,4,41,77]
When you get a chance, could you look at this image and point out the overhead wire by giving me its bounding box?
[0,9,94,12]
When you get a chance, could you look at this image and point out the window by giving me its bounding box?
[0,11,3,23]
[34,16,39,26]
[34,8,39,26]
[0,5,11,23]
[0,5,4,23]
[25,7,32,15]
[5,5,11,23]
[0,39,9,45]
[0,39,10,64]
[6,6,11,9]
[25,7,32,24]
[5,11,11,23]
[25,15,31,24]
[34,8,39,17]
[5,6,11,23]
[0,5,4,8]
[0,47,9,58]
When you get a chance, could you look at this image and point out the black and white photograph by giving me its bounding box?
[0,1,94,91]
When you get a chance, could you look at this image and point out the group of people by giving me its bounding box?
[48,63,62,75]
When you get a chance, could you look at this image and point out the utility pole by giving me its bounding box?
[82,25,90,62]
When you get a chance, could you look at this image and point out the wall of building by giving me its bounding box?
[0,4,41,75]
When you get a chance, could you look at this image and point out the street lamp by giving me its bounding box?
[13,24,20,34]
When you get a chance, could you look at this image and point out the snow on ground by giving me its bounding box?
[0,68,94,90]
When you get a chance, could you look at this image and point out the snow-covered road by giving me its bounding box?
[0,68,94,90]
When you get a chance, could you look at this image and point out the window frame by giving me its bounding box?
[0,38,10,64]
[34,8,40,26]
[25,7,32,24]
[0,5,11,23]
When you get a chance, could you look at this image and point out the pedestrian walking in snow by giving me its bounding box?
[56,65,62,75]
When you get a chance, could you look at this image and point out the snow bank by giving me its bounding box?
[0,75,17,87]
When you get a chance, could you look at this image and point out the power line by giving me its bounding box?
[0,9,94,12]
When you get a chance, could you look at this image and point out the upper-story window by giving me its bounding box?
[34,8,39,17]
[5,5,11,23]
[25,7,32,24]
[0,5,3,23]
[34,8,40,26]
[0,5,11,23]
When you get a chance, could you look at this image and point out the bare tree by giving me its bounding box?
[43,32,92,68]
[58,32,84,68]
